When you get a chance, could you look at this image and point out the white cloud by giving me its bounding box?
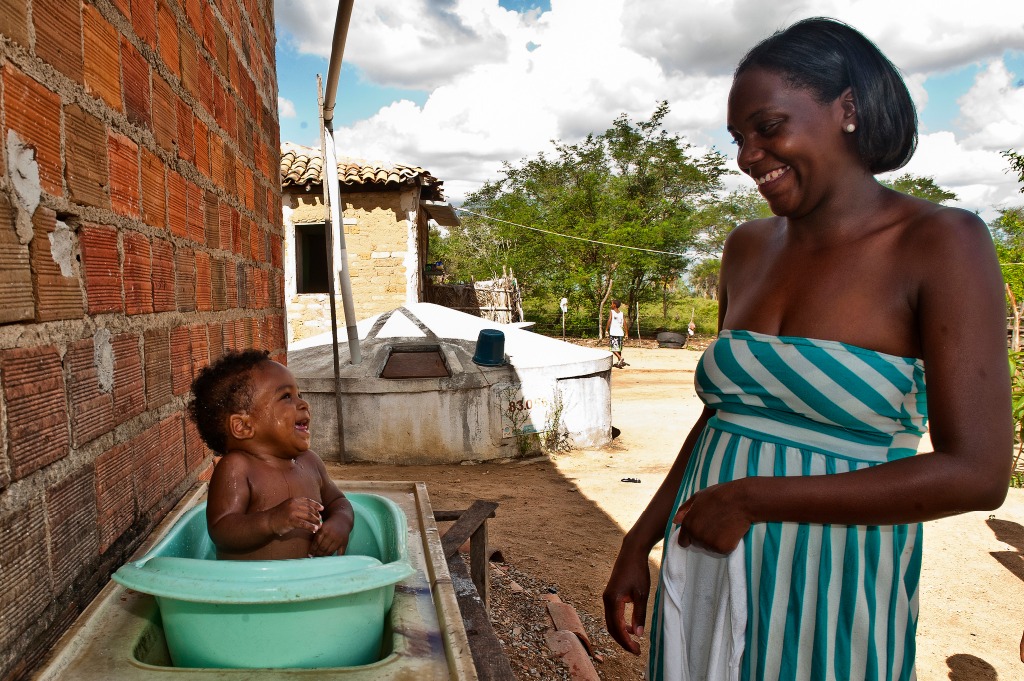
[278,96,297,118]
[958,59,1024,150]
[885,131,1024,221]
[277,0,1024,213]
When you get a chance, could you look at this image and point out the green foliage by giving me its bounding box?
[1008,351,1024,484]
[991,207,1024,302]
[524,293,719,337]
[881,173,958,204]
[1003,150,1024,192]
[432,102,731,334]
[689,259,722,300]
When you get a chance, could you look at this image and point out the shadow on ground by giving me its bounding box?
[946,653,998,680]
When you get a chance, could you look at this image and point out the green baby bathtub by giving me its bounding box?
[112,493,414,669]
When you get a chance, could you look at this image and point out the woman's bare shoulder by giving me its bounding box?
[898,200,994,261]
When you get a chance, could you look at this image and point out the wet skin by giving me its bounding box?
[206,360,354,560]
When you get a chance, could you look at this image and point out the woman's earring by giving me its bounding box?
[845,123,856,133]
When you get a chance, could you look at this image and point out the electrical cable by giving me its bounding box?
[454,207,688,257]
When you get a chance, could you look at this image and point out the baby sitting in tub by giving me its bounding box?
[188,349,354,560]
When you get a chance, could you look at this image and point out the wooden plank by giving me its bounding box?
[433,508,497,522]
[447,552,516,681]
[470,520,489,609]
[439,500,498,559]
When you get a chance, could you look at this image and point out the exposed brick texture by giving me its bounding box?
[0,0,30,47]
[159,414,187,493]
[123,230,154,315]
[174,245,196,311]
[29,208,83,322]
[79,223,122,314]
[0,499,54,654]
[151,237,175,312]
[1,346,70,479]
[151,74,177,152]
[45,468,98,593]
[120,36,151,128]
[143,328,172,408]
[0,0,285,674]
[132,0,158,50]
[140,147,166,228]
[0,191,34,323]
[195,249,212,311]
[65,337,114,448]
[3,65,63,195]
[112,333,145,424]
[83,4,122,111]
[95,441,133,553]
[65,104,110,209]
[108,132,141,216]
[33,0,84,84]
[167,170,187,237]
[170,325,192,395]
[132,422,162,513]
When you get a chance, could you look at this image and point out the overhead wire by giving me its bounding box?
[454,207,688,257]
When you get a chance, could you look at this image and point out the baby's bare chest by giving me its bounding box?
[247,459,322,511]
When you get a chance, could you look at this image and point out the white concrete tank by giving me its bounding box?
[287,303,613,464]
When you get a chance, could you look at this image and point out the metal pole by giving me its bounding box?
[322,124,361,365]
[316,75,347,462]
[323,0,355,127]
[322,0,361,365]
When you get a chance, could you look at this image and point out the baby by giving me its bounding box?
[188,349,353,560]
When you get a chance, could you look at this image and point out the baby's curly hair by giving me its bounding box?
[188,349,271,454]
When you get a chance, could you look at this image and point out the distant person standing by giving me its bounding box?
[607,300,628,368]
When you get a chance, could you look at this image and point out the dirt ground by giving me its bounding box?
[328,343,1024,680]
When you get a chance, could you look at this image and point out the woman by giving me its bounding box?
[603,17,1012,681]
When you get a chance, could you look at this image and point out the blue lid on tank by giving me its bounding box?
[472,329,505,366]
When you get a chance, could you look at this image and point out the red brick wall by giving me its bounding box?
[0,0,284,677]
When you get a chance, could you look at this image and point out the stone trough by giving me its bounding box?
[287,303,613,464]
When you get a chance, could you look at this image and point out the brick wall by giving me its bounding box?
[0,0,283,677]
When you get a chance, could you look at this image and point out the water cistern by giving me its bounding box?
[287,303,613,464]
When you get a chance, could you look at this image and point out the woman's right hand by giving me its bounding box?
[603,544,652,655]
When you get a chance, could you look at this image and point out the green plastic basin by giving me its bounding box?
[112,494,414,669]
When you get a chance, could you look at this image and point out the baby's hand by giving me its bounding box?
[309,513,353,557]
[267,497,323,536]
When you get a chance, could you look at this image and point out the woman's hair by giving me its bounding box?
[735,17,917,174]
[188,349,271,454]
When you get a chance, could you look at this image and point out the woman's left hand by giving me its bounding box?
[673,480,752,554]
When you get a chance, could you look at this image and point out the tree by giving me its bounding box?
[689,259,722,300]
[434,102,730,335]
[881,173,958,204]
[1004,150,1024,191]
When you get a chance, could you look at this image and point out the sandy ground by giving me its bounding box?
[329,344,1024,680]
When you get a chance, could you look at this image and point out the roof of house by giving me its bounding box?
[280,143,442,197]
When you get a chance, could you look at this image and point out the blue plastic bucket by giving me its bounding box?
[472,329,505,366]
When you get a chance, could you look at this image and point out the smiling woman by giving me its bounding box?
[604,16,1013,681]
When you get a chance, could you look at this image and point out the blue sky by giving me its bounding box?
[273,0,1024,219]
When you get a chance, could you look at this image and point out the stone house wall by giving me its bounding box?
[282,185,429,343]
[0,0,283,677]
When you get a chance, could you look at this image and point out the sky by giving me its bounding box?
[273,0,1024,221]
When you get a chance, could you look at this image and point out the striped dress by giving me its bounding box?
[650,329,928,681]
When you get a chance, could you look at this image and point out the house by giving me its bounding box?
[279,143,460,342]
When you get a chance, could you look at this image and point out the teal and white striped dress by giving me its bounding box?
[650,330,928,681]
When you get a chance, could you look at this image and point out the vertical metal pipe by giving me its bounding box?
[323,0,355,126]
[316,75,348,462]
[322,123,362,364]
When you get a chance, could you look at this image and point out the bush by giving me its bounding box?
[521,293,720,338]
